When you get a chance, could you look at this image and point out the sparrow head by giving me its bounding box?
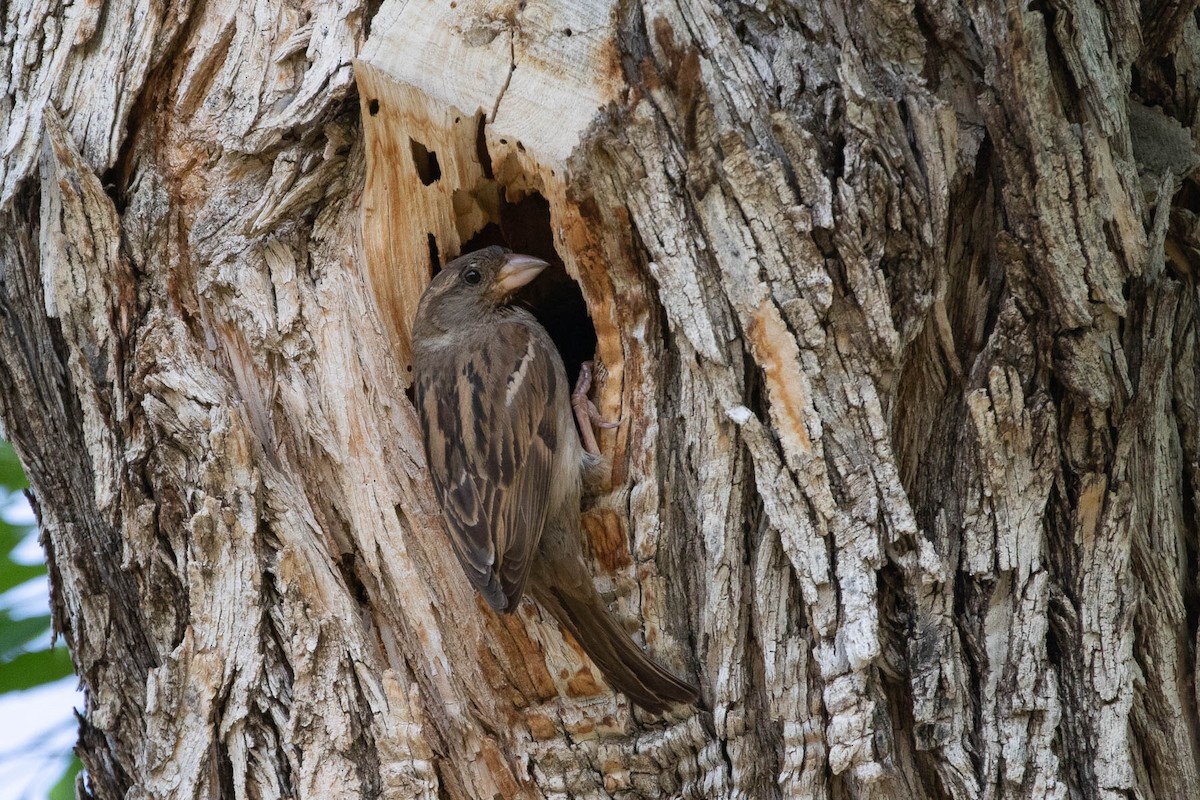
[413,246,550,338]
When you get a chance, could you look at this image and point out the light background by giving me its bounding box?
[0,494,81,800]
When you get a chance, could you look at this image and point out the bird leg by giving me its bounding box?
[572,361,619,455]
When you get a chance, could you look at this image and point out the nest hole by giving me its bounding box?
[427,233,441,276]
[460,192,598,385]
[475,115,495,179]
[410,139,442,185]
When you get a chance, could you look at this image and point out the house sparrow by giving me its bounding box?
[411,246,698,714]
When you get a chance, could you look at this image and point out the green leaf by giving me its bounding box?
[0,646,74,692]
[0,518,29,557]
[0,441,28,491]
[48,755,83,800]
[0,555,44,594]
[0,612,52,660]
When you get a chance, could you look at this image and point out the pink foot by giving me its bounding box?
[572,361,619,455]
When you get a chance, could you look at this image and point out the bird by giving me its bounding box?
[410,245,699,714]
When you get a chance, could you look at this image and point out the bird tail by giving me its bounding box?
[533,583,699,714]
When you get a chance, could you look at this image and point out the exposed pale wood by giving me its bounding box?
[357,0,626,370]
[1,0,1199,798]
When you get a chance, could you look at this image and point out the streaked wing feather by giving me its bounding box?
[416,323,557,611]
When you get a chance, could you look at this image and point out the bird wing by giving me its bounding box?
[415,321,558,612]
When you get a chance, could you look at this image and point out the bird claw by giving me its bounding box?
[572,361,618,455]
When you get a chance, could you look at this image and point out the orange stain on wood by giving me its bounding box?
[479,741,523,799]
[748,303,813,456]
[582,508,632,572]
[479,598,559,702]
[526,712,559,740]
[1076,474,1106,548]
[564,716,597,738]
[566,667,603,698]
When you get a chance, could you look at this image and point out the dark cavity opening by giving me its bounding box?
[459,192,598,386]
[368,98,380,116]
[460,222,507,251]
[475,114,494,179]
[410,139,442,185]
[427,233,441,276]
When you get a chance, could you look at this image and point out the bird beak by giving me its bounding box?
[495,253,550,295]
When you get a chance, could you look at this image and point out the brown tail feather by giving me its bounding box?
[534,584,699,714]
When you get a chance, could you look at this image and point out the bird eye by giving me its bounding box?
[462,268,482,285]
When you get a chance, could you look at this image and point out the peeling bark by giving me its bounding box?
[1,0,1198,798]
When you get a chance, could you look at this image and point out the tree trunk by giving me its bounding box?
[2,0,1197,797]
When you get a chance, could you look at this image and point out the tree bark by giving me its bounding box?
[2,0,1198,798]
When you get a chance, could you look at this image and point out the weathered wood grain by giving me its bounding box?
[1,0,1197,798]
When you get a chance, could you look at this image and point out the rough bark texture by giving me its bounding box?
[1,0,1198,798]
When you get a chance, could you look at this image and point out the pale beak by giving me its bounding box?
[495,253,549,295]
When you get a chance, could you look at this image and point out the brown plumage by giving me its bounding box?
[411,246,698,714]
